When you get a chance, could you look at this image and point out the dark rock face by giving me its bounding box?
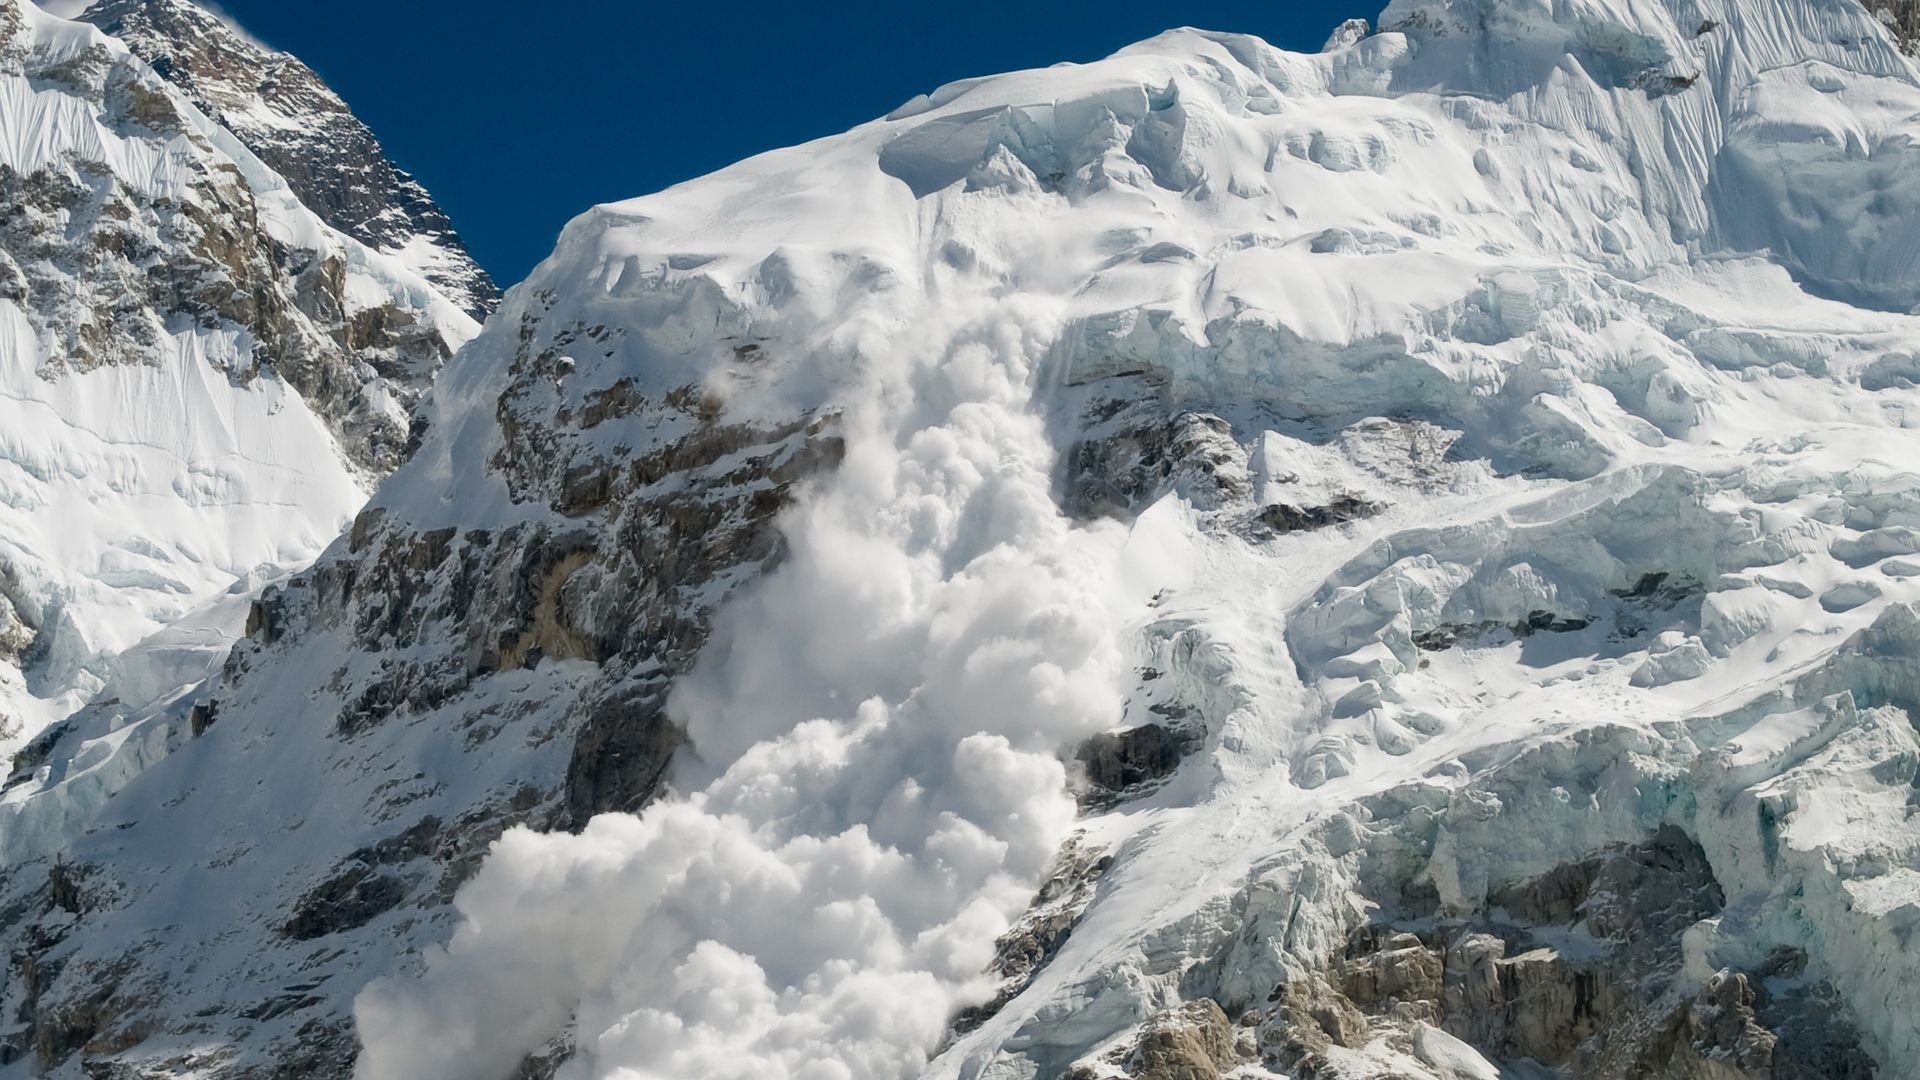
[0,281,844,1075]
[1413,609,1592,650]
[952,834,1113,1038]
[560,689,684,827]
[1873,1,1919,55]
[1076,722,1199,806]
[80,0,499,320]
[0,1,463,475]
[282,817,440,941]
[1233,828,1876,1079]
[1063,404,1250,520]
[1254,496,1380,535]
[1055,382,1420,543]
[271,314,845,833]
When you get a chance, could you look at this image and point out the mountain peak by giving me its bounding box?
[76,0,502,320]
[6,2,1920,1078]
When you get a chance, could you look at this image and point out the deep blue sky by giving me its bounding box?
[206,1,1365,288]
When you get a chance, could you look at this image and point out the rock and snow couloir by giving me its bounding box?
[6,0,1920,1078]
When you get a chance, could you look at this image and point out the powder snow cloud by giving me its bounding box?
[354,275,1131,1077]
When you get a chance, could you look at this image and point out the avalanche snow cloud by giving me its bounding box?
[340,0,1920,1077]
[356,293,1134,1077]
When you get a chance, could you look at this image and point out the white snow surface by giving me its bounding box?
[0,0,476,749]
[336,1,1920,1078]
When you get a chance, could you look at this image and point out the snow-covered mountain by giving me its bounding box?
[0,0,475,797]
[6,0,1920,1078]
[75,0,501,321]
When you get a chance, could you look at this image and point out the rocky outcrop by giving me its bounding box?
[0,127,449,474]
[1063,403,1251,520]
[1253,496,1380,535]
[1133,1001,1239,1080]
[1058,385,1426,550]
[1222,829,1876,1079]
[954,834,1114,1037]
[0,592,30,667]
[1076,722,1197,804]
[1875,1,1919,55]
[0,275,841,1074]
[1065,999,1246,1080]
[80,0,500,320]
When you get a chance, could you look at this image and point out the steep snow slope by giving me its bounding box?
[74,0,501,321]
[6,0,1920,1078]
[0,0,476,755]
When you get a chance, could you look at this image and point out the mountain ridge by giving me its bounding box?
[75,0,501,321]
[0,0,474,840]
[4,1,1920,1078]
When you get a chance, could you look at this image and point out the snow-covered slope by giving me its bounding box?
[7,0,1920,1077]
[75,0,501,321]
[0,0,476,756]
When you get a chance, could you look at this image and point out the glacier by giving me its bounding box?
[4,0,1920,1078]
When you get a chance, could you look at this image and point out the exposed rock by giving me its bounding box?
[282,816,440,940]
[0,592,30,662]
[560,688,683,826]
[81,0,500,319]
[1323,17,1372,51]
[1640,971,1778,1078]
[1134,1000,1236,1080]
[1874,1,1919,55]
[1340,928,1443,1013]
[6,717,71,780]
[1261,973,1371,1073]
[951,834,1113,1037]
[511,1033,576,1080]
[0,276,845,1071]
[281,868,410,942]
[1414,609,1592,650]
[1063,402,1250,519]
[1234,828,1875,1079]
[1255,495,1381,535]
[1076,722,1198,805]
[0,101,455,475]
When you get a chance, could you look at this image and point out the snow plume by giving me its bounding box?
[355,296,1130,1079]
